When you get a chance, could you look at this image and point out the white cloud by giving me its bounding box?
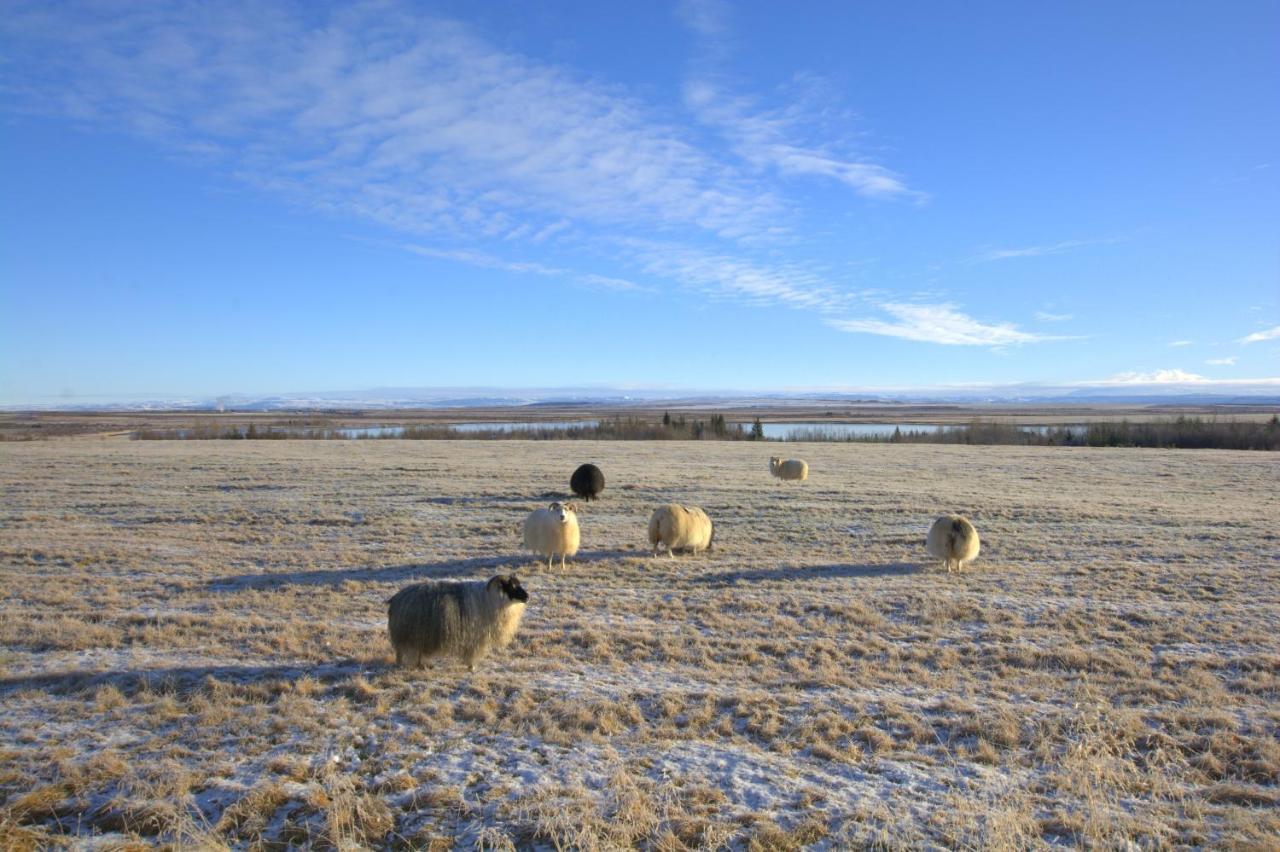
[1168,340,1194,347]
[683,78,922,201]
[576,273,647,293]
[828,303,1059,346]
[1098,369,1208,385]
[1206,357,1237,366]
[403,244,567,278]
[1240,325,1280,344]
[1,1,782,241]
[1034,311,1073,322]
[973,236,1124,263]
[624,240,854,312]
[1,1,927,335]
[403,243,648,293]
[674,5,921,203]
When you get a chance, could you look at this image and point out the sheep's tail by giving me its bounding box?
[647,512,661,547]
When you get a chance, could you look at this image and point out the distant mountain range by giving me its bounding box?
[6,382,1279,411]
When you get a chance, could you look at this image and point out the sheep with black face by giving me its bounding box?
[387,575,528,670]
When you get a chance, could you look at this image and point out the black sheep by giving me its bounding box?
[570,463,605,501]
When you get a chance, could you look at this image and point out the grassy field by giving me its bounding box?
[1,438,1277,848]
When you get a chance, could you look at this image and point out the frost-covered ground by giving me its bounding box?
[1,438,1277,848]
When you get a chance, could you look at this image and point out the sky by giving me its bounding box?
[1,0,1277,405]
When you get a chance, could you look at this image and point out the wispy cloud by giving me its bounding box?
[684,79,922,201]
[404,240,655,294]
[1206,357,1237,366]
[403,243,648,292]
[1034,310,1073,322]
[972,236,1124,263]
[1168,340,1194,347]
[828,303,1061,346]
[576,273,647,293]
[403,245,566,277]
[622,240,855,312]
[1240,324,1280,344]
[1,1,781,242]
[676,5,921,202]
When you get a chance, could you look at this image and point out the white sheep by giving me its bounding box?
[648,504,715,558]
[769,456,809,482]
[387,575,528,670]
[926,514,981,572]
[523,501,580,569]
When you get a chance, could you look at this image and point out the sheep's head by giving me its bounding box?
[489,574,529,603]
[547,501,573,523]
[769,456,780,467]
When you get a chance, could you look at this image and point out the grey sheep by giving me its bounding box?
[387,575,528,670]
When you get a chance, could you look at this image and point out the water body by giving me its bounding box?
[754,422,1088,439]
[157,420,1084,440]
[756,422,949,440]
[339,421,599,437]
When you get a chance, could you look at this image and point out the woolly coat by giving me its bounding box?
[387,576,527,669]
[648,504,715,557]
[570,463,605,501]
[926,515,981,572]
[769,457,809,481]
[523,502,581,568]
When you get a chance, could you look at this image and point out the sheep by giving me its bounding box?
[926,514,981,573]
[570,463,605,501]
[387,575,528,670]
[523,501,580,569]
[769,456,809,482]
[648,504,715,558]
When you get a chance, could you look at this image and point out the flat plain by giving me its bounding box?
[1,437,1277,849]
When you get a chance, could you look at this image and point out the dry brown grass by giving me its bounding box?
[1,437,1277,847]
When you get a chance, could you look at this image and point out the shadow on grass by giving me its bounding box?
[208,549,641,591]
[0,658,381,697]
[692,562,921,585]
[419,491,567,506]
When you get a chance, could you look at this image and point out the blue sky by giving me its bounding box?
[2,0,1277,404]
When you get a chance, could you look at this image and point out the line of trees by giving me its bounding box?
[133,414,1280,450]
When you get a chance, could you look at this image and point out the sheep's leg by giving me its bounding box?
[668,545,675,560]
[560,553,566,570]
